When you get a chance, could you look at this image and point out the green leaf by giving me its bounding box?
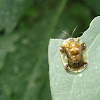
[0,0,33,33]
[49,16,100,100]
[0,0,95,100]
[83,0,100,15]
[0,34,19,70]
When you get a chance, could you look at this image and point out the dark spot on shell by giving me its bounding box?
[73,62,75,65]
[78,61,81,64]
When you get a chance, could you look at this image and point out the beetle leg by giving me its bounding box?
[83,62,88,68]
[77,37,80,43]
[65,64,70,71]
[81,43,86,50]
[59,46,66,53]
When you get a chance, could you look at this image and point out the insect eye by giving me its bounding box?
[73,62,75,65]
[78,61,81,64]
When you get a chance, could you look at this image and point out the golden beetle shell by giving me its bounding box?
[59,38,88,73]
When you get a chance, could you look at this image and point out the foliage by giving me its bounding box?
[0,0,99,100]
[49,16,100,100]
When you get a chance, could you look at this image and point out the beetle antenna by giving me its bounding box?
[61,30,70,38]
[71,26,77,38]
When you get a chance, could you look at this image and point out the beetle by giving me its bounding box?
[59,27,88,73]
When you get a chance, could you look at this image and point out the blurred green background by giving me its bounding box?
[0,0,99,100]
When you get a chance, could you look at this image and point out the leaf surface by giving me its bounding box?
[49,16,100,100]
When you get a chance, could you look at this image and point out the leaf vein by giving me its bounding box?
[69,76,77,100]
